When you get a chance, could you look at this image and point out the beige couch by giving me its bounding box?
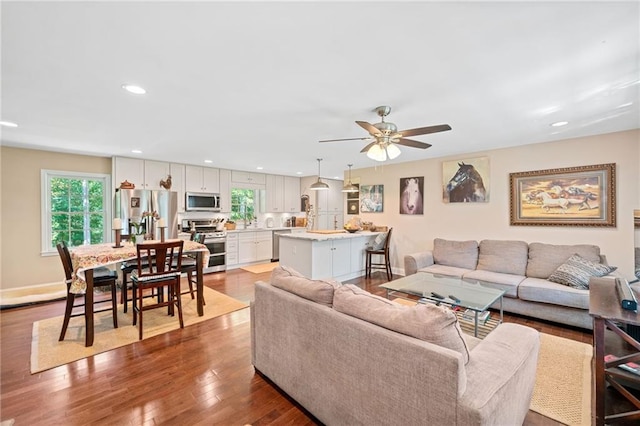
[404,239,618,329]
[251,266,540,425]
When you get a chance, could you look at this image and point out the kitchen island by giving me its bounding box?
[279,231,381,281]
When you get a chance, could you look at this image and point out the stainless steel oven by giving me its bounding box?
[181,219,226,273]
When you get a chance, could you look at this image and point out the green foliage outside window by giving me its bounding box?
[49,177,105,248]
[230,188,256,222]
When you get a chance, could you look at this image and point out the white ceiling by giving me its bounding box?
[2,1,639,179]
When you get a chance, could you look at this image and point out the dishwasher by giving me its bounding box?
[272,229,292,262]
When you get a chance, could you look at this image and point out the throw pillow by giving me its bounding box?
[371,232,387,250]
[270,266,340,307]
[333,284,470,364]
[548,253,617,290]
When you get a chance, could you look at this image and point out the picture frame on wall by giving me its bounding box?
[347,199,359,215]
[442,156,490,203]
[509,163,616,227]
[360,185,384,213]
[399,177,424,215]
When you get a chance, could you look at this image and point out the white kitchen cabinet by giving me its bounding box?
[144,160,170,190]
[283,176,301,213]
[185,165,220,193]
[238,230,273,263]
[226,232,238,266]
[316,212,343,231]
[113,157,145,189]
[169,163,185,212]
[219,169,231,212]
[316,178,344,213]
[231,170,266,185]
[313,239,351,278]
[265,174,284,212]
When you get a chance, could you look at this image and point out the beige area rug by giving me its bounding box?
[31,287,248,374]
[531,333,592,426]
[241,262,278,274]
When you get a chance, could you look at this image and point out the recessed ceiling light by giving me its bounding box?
[122,84,146,95]
[333,176,341,180]
[0,121,18,128]
[256,166,263,170]
[550,121,569,127]
[131,149,143,154]
[204,160,213,164]
[296,172,303,175]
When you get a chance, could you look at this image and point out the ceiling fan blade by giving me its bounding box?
[397,124,452,137]
[319,137,370,143]
[394,138,432,149]
[356,120,382,136]
[360,141,377,153]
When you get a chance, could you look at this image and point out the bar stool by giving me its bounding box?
[365,228,393,281]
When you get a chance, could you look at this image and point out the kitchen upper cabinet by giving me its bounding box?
[219,169,231,212]
[169,163,185,212]
[265,174,284,212]
[231,170,266,185]
[238,231,272,263]
[283,176,301,212]
[185,165,220,193]
[316,178,344,213]
[113,157,172,191]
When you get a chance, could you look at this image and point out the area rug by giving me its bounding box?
[531,333,592,426]
[30,287,248,373]
[241,262,278,274]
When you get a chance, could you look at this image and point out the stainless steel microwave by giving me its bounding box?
[185,192,221,212]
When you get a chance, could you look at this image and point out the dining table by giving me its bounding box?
[69,239,210,347]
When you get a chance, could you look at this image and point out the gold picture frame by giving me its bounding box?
[509,163,616,227]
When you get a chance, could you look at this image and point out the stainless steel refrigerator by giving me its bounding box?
[114,189,178,239]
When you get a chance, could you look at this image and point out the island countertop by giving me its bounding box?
[279,230,382,241]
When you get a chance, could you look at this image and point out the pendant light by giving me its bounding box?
[309,158,329,190]
[342,164,359,193]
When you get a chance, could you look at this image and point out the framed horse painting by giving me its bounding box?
[509,163,616,227]
[400,177,424,215]
[442,156,490,203]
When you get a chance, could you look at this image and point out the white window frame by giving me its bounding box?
[41,170,112,255]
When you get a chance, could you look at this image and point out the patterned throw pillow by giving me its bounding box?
[548,253,617,289]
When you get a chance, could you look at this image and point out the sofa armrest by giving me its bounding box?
[458,323,540,425]
[404,251,434,276]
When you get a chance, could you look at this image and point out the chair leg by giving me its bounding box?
[187,272,196,299]
[132,282,138,326]
[58,290,75,341]
[385,251,392,281]
[137,285,144,340]
[122,270,129,313]
[175,280,184,329]
[111,282,118,328]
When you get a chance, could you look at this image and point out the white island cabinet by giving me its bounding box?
[279,232,379,281]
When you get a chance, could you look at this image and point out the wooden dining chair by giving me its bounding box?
[365,228,393,281]
[180,233,206,304]
[56,241,119,341]
[131,240,184,340]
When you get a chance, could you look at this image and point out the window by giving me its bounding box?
[230,188,256,223]
[41,170,111,254]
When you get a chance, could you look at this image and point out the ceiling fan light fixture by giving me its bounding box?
[386,143,401,159]
[342,164,359,193]
[309,158,329,190]
[367,143,387,162]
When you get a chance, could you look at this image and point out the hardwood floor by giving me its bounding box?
[0,269,617,425]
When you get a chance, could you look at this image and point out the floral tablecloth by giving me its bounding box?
[69,240,210,294]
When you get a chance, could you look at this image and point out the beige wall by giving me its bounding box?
[1,147,111,290]
[348,130,640,278]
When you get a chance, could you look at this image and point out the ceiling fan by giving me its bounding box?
[319,106,451,161]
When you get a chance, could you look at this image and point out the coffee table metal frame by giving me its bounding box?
[380,272,505,337]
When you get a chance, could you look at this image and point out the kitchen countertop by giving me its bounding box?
[226,227,306,233]
[279,230,381,241]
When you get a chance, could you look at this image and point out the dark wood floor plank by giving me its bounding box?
[0,268,619,425]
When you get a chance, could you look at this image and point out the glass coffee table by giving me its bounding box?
[380,272,505,337]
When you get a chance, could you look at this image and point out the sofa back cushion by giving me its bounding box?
[526,242,601,279]
[477,240,529,276]
[333,284,470,364]
[270,266,340,307]
[433,238,479,270]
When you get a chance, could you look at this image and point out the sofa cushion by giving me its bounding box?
[418,264,474,279]
[433,238,479,270]
[270,266,340,307]
[462,270,525,298]
[518,277,590,310]
[547,254,617,290]
[333,284,470,364]
[526,242,601,279]
[477,240,529,276]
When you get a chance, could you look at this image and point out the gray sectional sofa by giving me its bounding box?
[404,238,618,329]
[251,266,540,425]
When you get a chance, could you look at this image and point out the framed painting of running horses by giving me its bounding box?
[443,157,490,203]
[400,177,424,214]
[509,163,616,227]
